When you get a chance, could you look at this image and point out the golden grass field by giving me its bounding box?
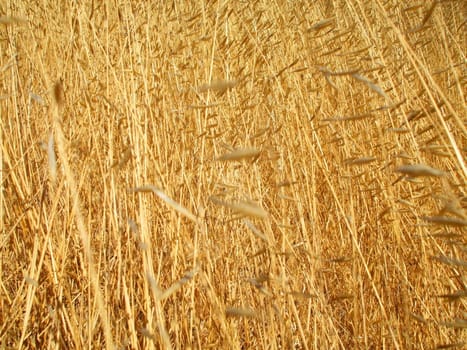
[1,0,466,349]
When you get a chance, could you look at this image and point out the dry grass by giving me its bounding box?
[1,0,466,349]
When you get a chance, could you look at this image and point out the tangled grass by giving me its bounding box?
[1,1,466,348]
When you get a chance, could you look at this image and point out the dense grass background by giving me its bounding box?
[1,0,465,348]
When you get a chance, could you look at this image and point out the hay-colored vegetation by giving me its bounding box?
[1,0,466,349]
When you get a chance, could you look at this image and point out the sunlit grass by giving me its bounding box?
[1,1,465,349]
